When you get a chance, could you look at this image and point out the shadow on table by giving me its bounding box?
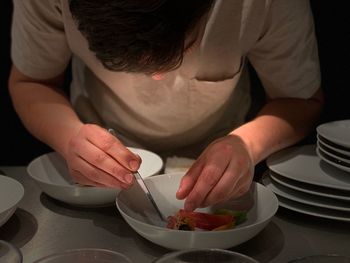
[39,193,126,231]
[129,233,170,261]
[0,208,38,248]
[234,221,284,263]
[39,193,169,258]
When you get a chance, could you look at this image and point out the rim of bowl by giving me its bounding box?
[0,240,23,262]
[32,248,132,263]
[153,248,259,262]
[0,175,24,212]
[288,254,350,262]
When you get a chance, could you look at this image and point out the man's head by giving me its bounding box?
[69,0,213,75]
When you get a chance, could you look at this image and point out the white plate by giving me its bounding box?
[317,141,350,162]
[317,134,350,157]
[0,175,24,227]
[277,195,350,222]
[316,147,350,173]
[116,173,278,250]
[316,120,350,148]
[262,172,350,212]
[27,148,163,207]
[266,144,350,191]
[269,171,350,201]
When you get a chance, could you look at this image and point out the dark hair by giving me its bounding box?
[69,0,214,74]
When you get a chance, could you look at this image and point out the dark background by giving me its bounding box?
[1,1,349,166]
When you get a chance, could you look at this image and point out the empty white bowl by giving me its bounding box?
[116,172,278,250]
[0,175,24,227]
[153,248,258,263]
[33,248,132,263]
[27,149,163,207]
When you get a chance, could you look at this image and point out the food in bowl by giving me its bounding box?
[166,209,247,231]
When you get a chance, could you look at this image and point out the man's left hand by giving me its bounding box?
[176,135,254,211]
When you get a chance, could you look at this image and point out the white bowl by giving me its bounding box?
[116,172,278,250]
[33,248,132,263]
[27,148,163,207]
[0,175,24,227]
[0,240,23,263]
[153,248,259,263]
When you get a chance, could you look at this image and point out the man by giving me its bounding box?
[9,0,323,211]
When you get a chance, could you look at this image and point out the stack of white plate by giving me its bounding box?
[263,144,350,222]
[316,119,350,173]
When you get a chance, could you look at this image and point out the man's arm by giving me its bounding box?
[8,65,82,156]
[232,87,324,165]
[177,88,324,211]
[8,66,139,188]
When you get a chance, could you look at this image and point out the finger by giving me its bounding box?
[70,169,106,187]
[226,164,254,200]
[84,125,141,171]
[226,172,252,200]
[183,156,230,211]
[70,156,130,188]
[176,159,204,200]
[73,138,134,185]
[199,161,242,207]
[201,160,253,207]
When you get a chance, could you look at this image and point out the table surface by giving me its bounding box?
[0,166,349,263]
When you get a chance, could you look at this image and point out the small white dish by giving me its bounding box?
[317,134,350,157]
[266,144,350,191]
[0,175,24,227]
[262,172,350,212]
[154,248,259,263]
[116,172,278,250]
[269,171,350,201]
[316,147,350,173]
[277,195,350,222]
[27,148,163,207]
[316,120,350,148]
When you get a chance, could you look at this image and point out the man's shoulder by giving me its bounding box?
[13,0,65,20]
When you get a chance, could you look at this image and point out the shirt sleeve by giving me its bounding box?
[11,0,72,79]
[247,0,321,99]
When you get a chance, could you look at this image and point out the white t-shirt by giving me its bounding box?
[11,0,321,155]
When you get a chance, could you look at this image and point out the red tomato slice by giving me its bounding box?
[177,209,234,230]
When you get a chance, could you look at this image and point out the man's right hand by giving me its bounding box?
[65,124,141,188]
[9,66,139,189]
